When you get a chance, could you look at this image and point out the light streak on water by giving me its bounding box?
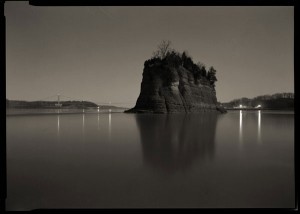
[57,114,60,139]
[258,110,261,143]
[239,110,243,144]
[108,113,111,141]
[57,109,60,140]
[82,113,85,141]
[98,113,100,130]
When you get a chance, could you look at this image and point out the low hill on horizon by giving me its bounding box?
[6,99,127,110]
[221,92,294,110]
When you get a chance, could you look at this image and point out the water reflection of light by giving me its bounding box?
[57,114,60,139]
[97,113,100,130]
[239,110,243,144]
[108,113,111,140]
[258,110,261,143]
[57,109,60,140]
[82,113,85,140]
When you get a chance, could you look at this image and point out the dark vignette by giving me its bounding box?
[1,0,297,212]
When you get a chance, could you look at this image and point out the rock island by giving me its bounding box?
[126,40,226,113]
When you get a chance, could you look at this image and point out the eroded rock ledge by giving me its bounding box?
[126,60,226,114]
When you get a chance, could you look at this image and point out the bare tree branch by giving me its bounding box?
[152,40,173,59]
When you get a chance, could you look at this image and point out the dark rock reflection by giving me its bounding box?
[135,113,218,173]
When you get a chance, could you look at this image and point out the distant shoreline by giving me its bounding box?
[225,108,294,111]
[6,108,294,116]
[6,112,125,117]
[221,93,294,111]
[6,107,128,116]
[6,99,128,110]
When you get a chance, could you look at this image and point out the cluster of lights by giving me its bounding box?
[234,104,261,109]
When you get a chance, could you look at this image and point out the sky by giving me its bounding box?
[5,2,294,107]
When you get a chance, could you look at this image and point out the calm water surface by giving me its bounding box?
[6,110,294,209]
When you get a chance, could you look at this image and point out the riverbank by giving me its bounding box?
[6,108,128,116]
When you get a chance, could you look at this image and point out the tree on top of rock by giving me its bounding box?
[207,66,217,87]
[152,40,173,59]
[197,62,207,77]
[181,51,194,70]
[150,41,218,87]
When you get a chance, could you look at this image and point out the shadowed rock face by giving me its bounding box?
[126,64,223,113]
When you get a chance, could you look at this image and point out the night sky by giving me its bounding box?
[5,2,294,107]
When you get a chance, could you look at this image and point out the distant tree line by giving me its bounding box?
[6,100,98,108]
[144,40,218,87]
[254,93,294,100]
[222,93,294,110]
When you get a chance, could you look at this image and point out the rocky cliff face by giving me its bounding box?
[126,59,225,113]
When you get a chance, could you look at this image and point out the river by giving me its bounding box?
[6,110,294,209]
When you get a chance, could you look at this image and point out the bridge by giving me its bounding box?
[32,94,134,108]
